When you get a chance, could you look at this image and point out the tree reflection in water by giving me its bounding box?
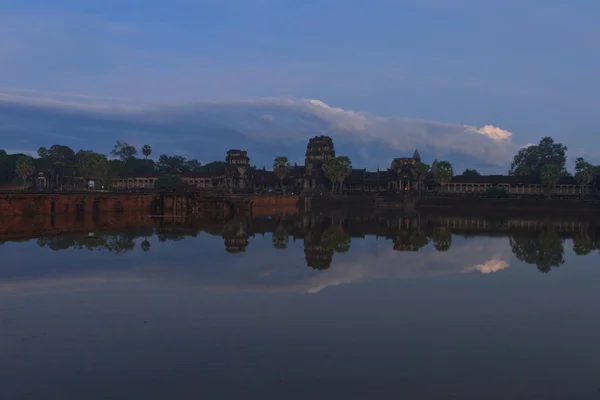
[272,224,290,250]
[509,229,565,273]
[20,212,600,272]
[431,227,452,252]
[36,229,152,255]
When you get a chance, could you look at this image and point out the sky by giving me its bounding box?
[1,0,600,167]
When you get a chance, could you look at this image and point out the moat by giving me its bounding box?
[1,210,600,399]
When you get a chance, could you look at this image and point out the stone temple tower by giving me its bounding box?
[305,136,335,174]
[303,135,335,192]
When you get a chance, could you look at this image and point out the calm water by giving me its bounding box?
[1,213,600,399]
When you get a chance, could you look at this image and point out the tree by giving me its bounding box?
[509,137,567,179]
[412,162,430,197]
[141,145,152,159]
[540,164,561,198]
[111,141,137,161]
[0,152,26,184]
[574,157,595,199]
[273,156,291,192]
[157,154,188,174]
[36,145,76,188]
[15,156,34,189]
[76,150,108,176]
[75,150,109,189]
[323,159,339,193]
[322,156,353,193]
[433,160,453,193]
[334,156,352,193]
[461,168,480,177]
[185,159,203,172]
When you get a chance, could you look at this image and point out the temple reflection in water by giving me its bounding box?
[3,209,598,275]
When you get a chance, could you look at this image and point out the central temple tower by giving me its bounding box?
[304,136,335,192]
[305,136,335,174]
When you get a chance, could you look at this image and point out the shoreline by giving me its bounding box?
[1,191,600,217]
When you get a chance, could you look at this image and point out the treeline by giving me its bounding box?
[2,135,600,191]
[0,141,227,188]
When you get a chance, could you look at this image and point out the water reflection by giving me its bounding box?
[1,211,600,399]
[5,213,597,274]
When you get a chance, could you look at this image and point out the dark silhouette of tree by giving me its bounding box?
[15,156,34,189]
[36,145,77,188]
[141,145,152,159]
[111,141,137,162]
[574,157,595,199]
[510,229,565,273]
[509,137,567,179]
[323,156,353,193]
[157,154,188,174]
[431,227,452,251]
[433,160,453,193]
[461,168,480,177]
[413,162,430,197]
[273,156,291,192]
[540,164,561,198]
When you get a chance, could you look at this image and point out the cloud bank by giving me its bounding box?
[0,91,523,171]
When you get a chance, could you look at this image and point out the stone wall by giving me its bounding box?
[416,196,600,217]
[0,193,157,217]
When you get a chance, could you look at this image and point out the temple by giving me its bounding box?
[111,135,599,198]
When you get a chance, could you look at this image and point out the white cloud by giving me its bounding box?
[463,259,510,274]
[465,124,513,141]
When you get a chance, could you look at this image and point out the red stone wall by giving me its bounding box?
[0,194,156,217]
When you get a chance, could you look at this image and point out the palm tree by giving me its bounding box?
[273,156,291,192]
[142,145,152,159]
[412,162,430,197]
[574,158,595,199]
[433,160,453,194]
[322,159,339,193]
[322,156,352,194]
[335,156,352,193]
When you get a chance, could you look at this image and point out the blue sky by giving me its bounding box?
[1,0,600,165]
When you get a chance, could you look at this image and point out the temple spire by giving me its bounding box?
[412,149,421,162]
